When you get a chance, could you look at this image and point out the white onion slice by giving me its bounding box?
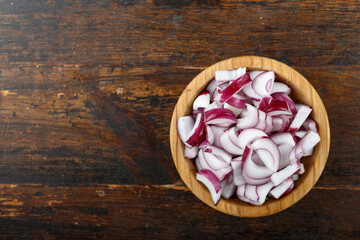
[193,90,210,110]
[252,71,275,97]
[219,132,244,156]
[288,104,312,132]
[196,169,223,205]
[270,132,296,146]
[215,67,246,82]
[237,128,268,150]
[251,137,280,172]
[236,104,259,129]
[270,162,300,186]
[221,174,236,199]
[177,116,195,147]
[270,82,291,95]
[184,145,199,159]
[270,178,294,199]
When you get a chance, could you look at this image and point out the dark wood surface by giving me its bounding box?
[0,0,359,239]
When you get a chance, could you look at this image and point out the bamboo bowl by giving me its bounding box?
[170,56,330,217]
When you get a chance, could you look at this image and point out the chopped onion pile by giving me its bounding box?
[177,68,321,206]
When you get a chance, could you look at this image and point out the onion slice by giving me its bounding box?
[193,90,210,110]
[270,178,294,199]
[215,67,246,82]
[236,104,259,129]
[288,104,312,132]
[177,116,195,147]
[216,73,252,104]
[196,169,223,205]
[186,113,206,146]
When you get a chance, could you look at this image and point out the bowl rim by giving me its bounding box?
[170,56,330,217]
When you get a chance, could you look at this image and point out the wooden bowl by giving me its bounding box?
[170,56,330,217]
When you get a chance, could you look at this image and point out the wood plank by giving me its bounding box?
[0,184,357,239]
[0,1,358,67]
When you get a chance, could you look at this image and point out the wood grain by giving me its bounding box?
[0,0,358,238]
[0,184,358,239]
[170,56,330,217]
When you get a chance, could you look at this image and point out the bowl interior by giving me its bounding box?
[170,56,330,217]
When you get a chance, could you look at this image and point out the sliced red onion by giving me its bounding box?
[236,104,259,129]
[249,70,264,80]
[241,146,271,185]
[297,163,305,174]
[231,159,245,186]
[215,67,246,82]
[290,174,299,181]
[265,100,292,116]
[203,152,229,169]
[236,184,245,197]
[294,131,320,159]
[196,169,223,205]
[193,90,210,110]
[251,137,280,172]
[205,125,215,145]
[186,113,206,146]
[252,152,265,166]
[271,117,283,132]
[184,145,199,159]
[206,80,224,101]
[272,92,297,114]
[205,108,237,127]
[252,71,275,97]
[258,96,273,111]
[199,140,210,148]
[177,116,195,147]
[227,127,241,146]
[304,148,313,157]
[244,184,258,202]
[223,103,243,117]
[243,153,274,179]
[278,114,293,132]
[219,131,244,155]
[270,133,296,146]
[264,114,273,134]
[270,178,294,199]
[278,143,293,169]
[254,110,267,131]
[302,117,318,133]
[294,131,307,138]
[195,157,201,171]
[204,145,232,164]
[270,82,291,95]
[210,125,227,148]
[279,183,294,198]
[288,147,298,164]
[220,174,236,199]
[242,83,262,100]
[198,150,232,181]
[192,108,204,119]
[225,93,247,109]
[205,101,222,111]
[288,104,312,132]
[237,128,268,149]
[270,162,300,186]
[216,73,252,104]
[256,181,275,205]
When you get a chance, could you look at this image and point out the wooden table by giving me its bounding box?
[0,1,358,239]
